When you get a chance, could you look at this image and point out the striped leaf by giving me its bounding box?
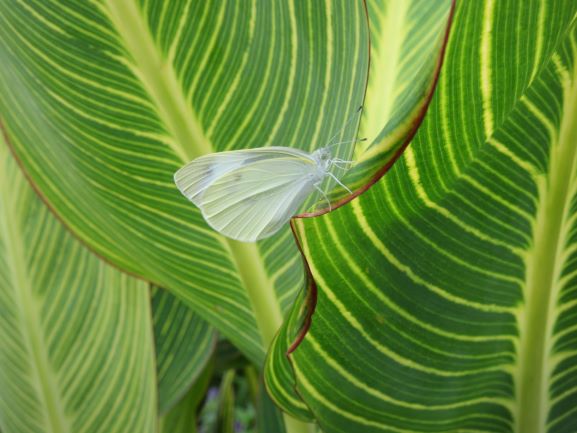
[256,378,287,433]
[0,0,369,366]
[152,286,217,414]
[328,0,455,203]
[265,0,455,419]
[267,2,577,432]
[0,137,156,431]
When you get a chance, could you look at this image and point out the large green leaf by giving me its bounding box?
[265,0,455,419]
[321,0,455,204]
[152,285,217,414]
[0,137,156,432]
[268,2,577,432]
[0,0,369,365]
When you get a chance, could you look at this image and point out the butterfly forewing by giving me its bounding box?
[198,158,318,242]
[174,147,313,206]
[173,146,337,241]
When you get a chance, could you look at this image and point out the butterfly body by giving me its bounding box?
[174,146,344,242]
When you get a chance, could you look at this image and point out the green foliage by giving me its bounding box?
[152,286,217,414]
[0,137,157,433]
[0,0,368,366]
[267,2,577,432]
[2,1,577,433]
[160,360,213,433]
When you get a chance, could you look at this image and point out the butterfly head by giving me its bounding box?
[312,147,333,172]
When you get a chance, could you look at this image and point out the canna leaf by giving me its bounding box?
[0,134,157,433]
[152,285,217,414]
[266,0,455,419]
[0,0,368,365]
[267,2,577,432]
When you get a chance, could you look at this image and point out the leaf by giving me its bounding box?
[213,339,252,374]
[214,371,236,433]
[256,377,287,433]
[265,286,317,421]
[152,285,217,414]
[159,361,213,433]
[324,0,455,204]
[0,0,369,364]
[266,0,455,418]
[0,136,157,431]
[268,2,577,433]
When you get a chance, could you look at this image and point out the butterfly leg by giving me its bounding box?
[331,162,350,170]
[331,159,355,170]
[327,172,353,194]
[314,183,332,211]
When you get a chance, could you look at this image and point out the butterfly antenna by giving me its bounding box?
[326,137,367,150]
[325,106,364,148]
[328,172,353,194]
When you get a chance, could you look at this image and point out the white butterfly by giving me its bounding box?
[174,146,352,242]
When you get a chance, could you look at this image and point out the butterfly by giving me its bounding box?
[174,145,354,242]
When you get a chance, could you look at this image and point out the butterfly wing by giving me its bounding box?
[174,147,312,206]
[197,158,318,242]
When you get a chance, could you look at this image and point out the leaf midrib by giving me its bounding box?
[103,0,212,162]
[0,150,69,433]
[516,56,577,433]
[102,0,284,354]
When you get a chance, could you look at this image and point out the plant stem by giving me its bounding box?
[225,240,284,348]
[226,240,315,433]
[103,0,212,162]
